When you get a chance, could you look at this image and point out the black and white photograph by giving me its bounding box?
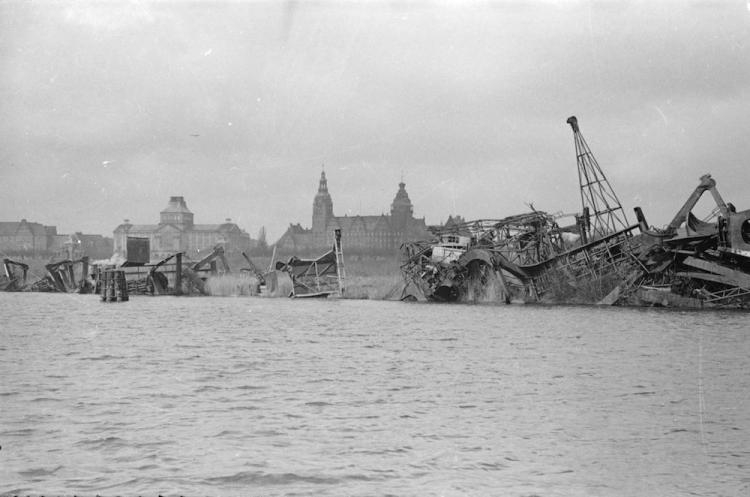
[1,0,749,495]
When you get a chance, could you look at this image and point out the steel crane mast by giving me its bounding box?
[567,116,630,240]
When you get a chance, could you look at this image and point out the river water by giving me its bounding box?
[1,293,748,496]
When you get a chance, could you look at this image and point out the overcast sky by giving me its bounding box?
[2,0,750,241]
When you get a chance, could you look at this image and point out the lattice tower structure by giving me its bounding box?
[567,116,630,239]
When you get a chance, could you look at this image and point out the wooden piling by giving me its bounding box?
[94,265,103,294]
[66,263,76,292]
[101,270,129,302]
[81,256,89,289]
[175,252,183,296]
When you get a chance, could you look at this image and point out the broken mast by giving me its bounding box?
[567,116,630,240]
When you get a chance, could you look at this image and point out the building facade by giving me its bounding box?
[65,233,114,260]
[0,220,113,259]
[113,196,252,261]
[0,220,55,255]
[275,172,430,255]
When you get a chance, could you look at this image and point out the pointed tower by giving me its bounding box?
[567,116,629,240]
[312,169,334,242]
[390,181,414,235]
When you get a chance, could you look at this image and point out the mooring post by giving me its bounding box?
[334,228,345,296]
[67,263,76,292]
[100,269,127,302]
[94,265,102,294]
[175,252,183,296]
[81,256,89,292]
[115,270,129,302]
[100,271,108,301]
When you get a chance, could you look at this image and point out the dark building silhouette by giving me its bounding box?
[0,219,113,259]
[275,171,430,255]
[0,219,56,255]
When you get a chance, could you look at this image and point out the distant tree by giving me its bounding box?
[253,226,269,255]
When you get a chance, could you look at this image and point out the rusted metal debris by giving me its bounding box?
[2,256,103,294]
[113,246,229,296]
[24,257,93,293]
[241,251,273,295]
[399,117,750,309]
[625,174,750,308]
[399,210,643,304]
[6,245,243,297]
[1,258,29,291]
[275,229,346,298]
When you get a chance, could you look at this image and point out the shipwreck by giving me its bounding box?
[399,116,750,309]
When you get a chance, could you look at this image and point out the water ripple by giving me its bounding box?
[203,470,340,486]
[1,295,749,496]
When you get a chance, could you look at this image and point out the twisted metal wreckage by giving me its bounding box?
[399,117,750,308]
[1,257,93,293]
[1,232,348,299]
[1,244,241,297]
[274,228,347,298]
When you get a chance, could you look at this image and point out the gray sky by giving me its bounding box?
[2,0,750,242]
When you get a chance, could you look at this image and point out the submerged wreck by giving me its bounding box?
[23,257,93,293]
[275,229,346,298]
[111,244,234,296]
[629,174,750,308]
[1,258,29,292]
[400,117,750,309]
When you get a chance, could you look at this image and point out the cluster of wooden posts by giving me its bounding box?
[99,269,129,302]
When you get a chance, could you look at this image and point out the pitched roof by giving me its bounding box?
[161,196,192,214]
[114,224,158,233]
[192,224,223,231]
[286,223,311,235]
[330,215,392,233]
[0,220,49,236]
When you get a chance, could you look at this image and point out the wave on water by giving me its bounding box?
[227,404,259,411]
[213,429,243,438]
[194,385,223,393]
[2,295,750,497]
[203,470,339,486]
[74,436,128,451]
[235,384,266,391]
[80,354,125,361]
[1,428,35,437]
[17,466,63,478]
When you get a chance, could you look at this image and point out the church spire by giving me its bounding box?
[318,166,329,194]
[391,181,412,212]
[313,169,333,237]
[390,180,413,233]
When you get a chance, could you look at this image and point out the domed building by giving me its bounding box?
[275,171,429,255]
[113,196,252,261]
